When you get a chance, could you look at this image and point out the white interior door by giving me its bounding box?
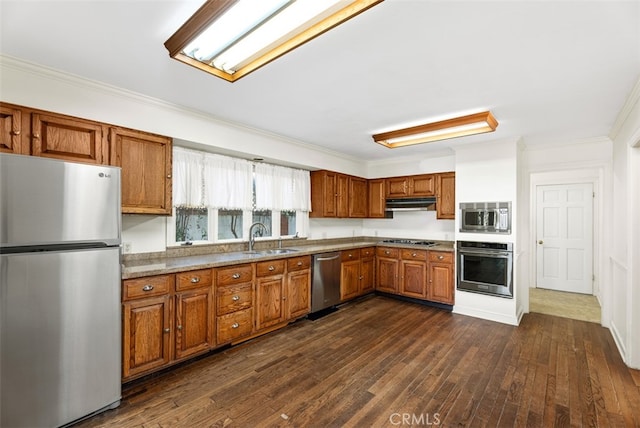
[536,183,593,294]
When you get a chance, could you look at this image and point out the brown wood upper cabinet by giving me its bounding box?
[109,127,173,215]
[386,174,435,198]
[436,172,455,220]
[32,112,109,164]
[310,170,367,218]
[368,178,386,218]
[0,104,27,154]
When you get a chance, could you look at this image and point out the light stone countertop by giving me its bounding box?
[122,240,454,279]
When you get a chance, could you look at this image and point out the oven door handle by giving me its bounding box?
[459,249,512,257]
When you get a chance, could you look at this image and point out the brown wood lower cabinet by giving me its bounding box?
[122,270,213,381]
[215,264,255,344]
[399,249,427,299]
[376,247,454,305]
[427,251,455,304]
[376,247,400,294]
[341,247,375,301]
[286,256,312,319]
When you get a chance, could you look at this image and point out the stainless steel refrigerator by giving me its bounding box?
[0,153,122,427]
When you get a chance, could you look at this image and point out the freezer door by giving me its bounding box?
[0,154,121,247]
[0,247,121,427]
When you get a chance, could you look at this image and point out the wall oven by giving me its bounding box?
[457,241,513,298]
[459,201,511,234]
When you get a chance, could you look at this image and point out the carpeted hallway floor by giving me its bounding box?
[529,287,601,323]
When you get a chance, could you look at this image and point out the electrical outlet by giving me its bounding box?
[123,242,132,253]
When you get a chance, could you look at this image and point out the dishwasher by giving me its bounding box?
[310,251,342,316]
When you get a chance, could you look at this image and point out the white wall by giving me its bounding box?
[452,138,520,325]
[610,76,640,369]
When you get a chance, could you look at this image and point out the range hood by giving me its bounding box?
[385,197,437,212]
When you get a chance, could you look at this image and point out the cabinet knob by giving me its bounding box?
[348,254,353,258]
[142,284,154,291]
[538,240,544,245]
[438,255,444,260]
[11,130,20,136]
[190,277,200,283]
[232,295,240,301]
[297,262,303,266]
[385,251,390,255]
[231,322,240,329]
[359,276,364,280]
[412,253,417,257]
[167,174,172,179]
[232,273,241,279]
[177,325,182,330]
[32,133,40,139]
[164,328,170,333]
[268,265,275,271]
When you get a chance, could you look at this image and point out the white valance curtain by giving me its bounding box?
[173,147,311,212]
[254,163,311,212]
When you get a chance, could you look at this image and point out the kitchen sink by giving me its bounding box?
[243,248,300,255]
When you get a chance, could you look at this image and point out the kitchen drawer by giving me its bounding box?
[341,249,361,262]
[216,264,253,286]
[287,255,311,272]
[428,251,454,264]
[360,247,375,259]
[176,268,212,291]
[401,249,427,261]
[217,308,253,344]
[256,259,286,277]
[376,247,399,258]
[123,274,174,301]
[217,283,253,315]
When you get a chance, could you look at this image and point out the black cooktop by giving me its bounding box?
[380,239,437,247]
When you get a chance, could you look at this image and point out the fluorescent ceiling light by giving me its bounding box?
[372,111,499,148]
[165,0,383,82]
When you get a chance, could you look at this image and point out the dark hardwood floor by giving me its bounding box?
[76,296,640,427]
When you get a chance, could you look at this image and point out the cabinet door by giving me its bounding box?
[286,269,311,319]
[0,104,25,154]
[122,295,172,379]
[428,262,455,304]
[436,172,456,219]
[360,256,375,294]
[175,289,212,360]
[386,177,408,198]
[376,257,399,293]
[336,173,349,217]
[256,275,285,330]
[368,179,386,218]
[340,260,360,301]
[348,176,368,218]
[400,260,427,298]
[32,112,108,164]
[410,174,435,196]
[310,170,336,217]
[110,127,172,215]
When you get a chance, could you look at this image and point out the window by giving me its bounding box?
[176,207,208,242]
[169,147,310,246]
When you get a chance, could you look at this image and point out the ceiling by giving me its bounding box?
[1,0,639,162]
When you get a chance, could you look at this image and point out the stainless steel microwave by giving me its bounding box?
[459,201,511,234]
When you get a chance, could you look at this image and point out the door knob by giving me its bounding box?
[538,240,543,244]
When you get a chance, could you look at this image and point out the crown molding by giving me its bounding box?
[609,74,640,141]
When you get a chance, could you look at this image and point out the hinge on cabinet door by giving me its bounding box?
[593,192,595,198]
[592,274,595,282]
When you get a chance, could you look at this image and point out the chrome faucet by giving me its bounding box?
[248,222,267,251]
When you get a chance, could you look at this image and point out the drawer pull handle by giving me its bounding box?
[297,262,303,266]
[232,295,240,301]
[438,255,444,260]
[190,277,200,283]
[268,265,275,271]
[232,273,241,279]
[231,322,240,329]
[142,285,154,292]
[164,328,170,333]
